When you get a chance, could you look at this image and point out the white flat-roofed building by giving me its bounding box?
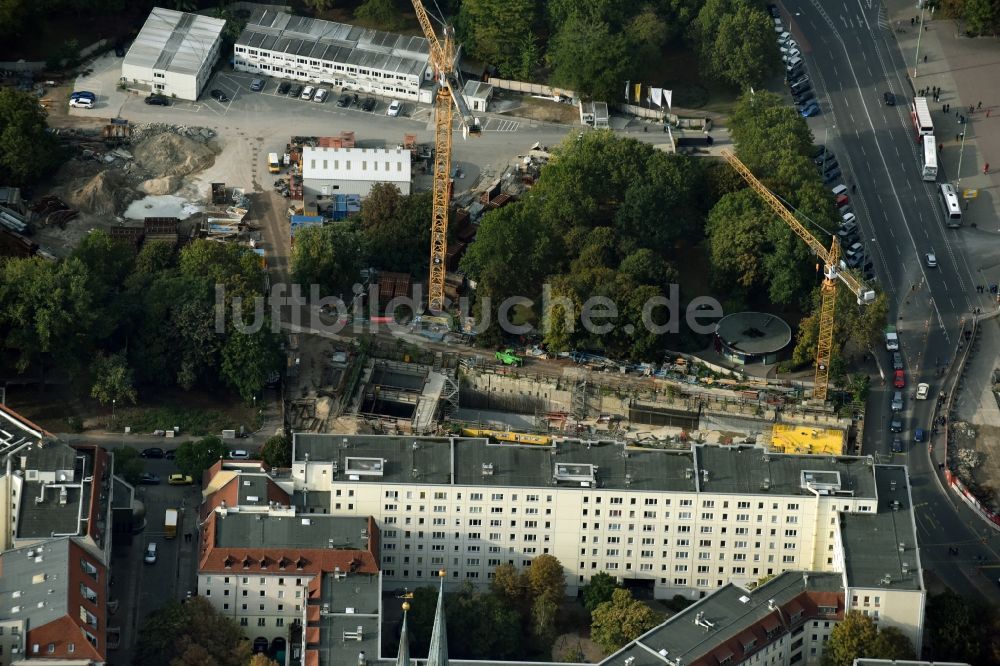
[120,7,226,101]
[233,8,435,104]
[301,147,411,198]
[289,434,926,650]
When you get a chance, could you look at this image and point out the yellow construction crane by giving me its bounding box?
[721,150,875,401]
[411,0,481,313]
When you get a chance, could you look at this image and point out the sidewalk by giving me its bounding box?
[886,1,1000,231]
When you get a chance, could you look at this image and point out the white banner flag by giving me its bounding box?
[651,87,663,107]
[625,81,630,102]
[664,89,673,109]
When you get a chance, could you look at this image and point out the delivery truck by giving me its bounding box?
[165,508,178,539]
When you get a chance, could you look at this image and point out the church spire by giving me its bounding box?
[396,602,411,666]
[425,570,449,666]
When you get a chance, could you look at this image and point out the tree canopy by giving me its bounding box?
[134,597,250,666]
[0,88,62,185]
[261,434,292,468]
[822,611,915,666]
[582,572,618,613]
[174,436,227,479]
[590,588,664,654]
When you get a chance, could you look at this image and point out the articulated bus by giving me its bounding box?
[911,97,934,142]
[921,135,938,181]
[939,183,962,228]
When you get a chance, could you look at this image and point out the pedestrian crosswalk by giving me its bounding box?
[878,5,890,31]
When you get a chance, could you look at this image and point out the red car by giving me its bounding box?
[893,370,905,388]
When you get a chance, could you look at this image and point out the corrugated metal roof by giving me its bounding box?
[236,8,429,77]
[302,147,412,184]
[123,7,226,76]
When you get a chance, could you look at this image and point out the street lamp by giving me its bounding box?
[112,398,116,424]
[913,5,926,78]
[957,125,969,185]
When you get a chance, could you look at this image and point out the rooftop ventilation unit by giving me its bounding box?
[881,574,892,585]
[624,473,632,487]
[481,463,494,476]
[760,478,771,491]
[553,462,597,484]
[738,595,750,604]
[624,658,636,666]
[344,457,385,477]
[684,469,693,479]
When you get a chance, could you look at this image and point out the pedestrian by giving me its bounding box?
[946,103,950,113]
[924,54,928,63]
[956,110,960,118]
[978,100,982,109]
[911,16,915,25]
[988,108,992,118]
[956,133,961,142]
[961,115,965,124]
[970,104,975,114]
[986,162,990,174]
[938,143,943,153]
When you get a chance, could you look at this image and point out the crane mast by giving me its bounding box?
[411,0,480,312]
[721,150,875,401]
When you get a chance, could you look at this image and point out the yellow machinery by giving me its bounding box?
[461,428,552,446]
[721,150,875,401]
[411,0,481,312]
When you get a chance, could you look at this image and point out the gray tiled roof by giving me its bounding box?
[236,9,429,77]
[599,571,843,666]
[0,539,71,627]
[293,435,879,498]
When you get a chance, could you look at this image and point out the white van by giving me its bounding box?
[831,184,849,197]
[144,542,157,564]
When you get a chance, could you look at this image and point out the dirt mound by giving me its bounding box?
[139,175,183,195]
[65,170,139,216]
[133,132,216,178]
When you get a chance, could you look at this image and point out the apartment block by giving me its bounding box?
[289,434,924,648]
[233,9,435,104]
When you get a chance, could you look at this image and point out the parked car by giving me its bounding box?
[793,90,815,106]
[229,449,251,460]
[916,382,930,400]
[164,450,176,460]
[209,89,229,102]
[168,473,194,485]
[139,473,161,485]
[336,93,351,108]
[250,78,265,92]
[69,97,94,109]
[889,418,903,433]
[386,100,402,117]
[891,438,904,453]
[115,43,127,57]
[891,391,903,411]
[278,81,291,95]
[893,370,906,389]
[822,167,842,183]
[288,84,303,98]
[70,91,96,100]
[361,97,376,112]
[300,85,315,101]
[768,3,781,18]
[914,428,926,442]
[800,102,820,117]
[140,447,164,459]
[144,94,169,106]
[314,88,329,103]
[815,151,836,166]
[144,542,157,564]
[892,352,903,370]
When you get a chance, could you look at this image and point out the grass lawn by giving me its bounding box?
[7,384,260,436]
[637,46,740,115]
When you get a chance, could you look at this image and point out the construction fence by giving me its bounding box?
[488,77,575,100]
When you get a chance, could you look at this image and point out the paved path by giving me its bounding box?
[887,1,1000,230]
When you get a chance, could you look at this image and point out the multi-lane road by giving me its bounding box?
[781,0,1000,600]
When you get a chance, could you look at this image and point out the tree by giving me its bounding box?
[355,0,402,30]
[491,562,530,613]
[530,595,558,648]
[302,0,333,13]
[925,590,988,663]
[582,572,618,613]
[114,446,145,486]
[249,655,280,666]
[291,224,363,296]
[703,0,779,88]
[0,87,62,186]
[357,187,432,275]
[261,434,291,468]
[90,352,138,406]
[173,436,227,478]
[590,588,663,654]
[134,597,250,666]
[546,13,631,102]
[458,0,537,78]
[526,553,566,603]
[963,0,999,35]
[870,626,915,661]
[220,326,282,402]
[822,611,879,666]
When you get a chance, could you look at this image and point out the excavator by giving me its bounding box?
[410,0,481,313]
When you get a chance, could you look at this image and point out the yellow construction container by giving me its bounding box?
[770,424,846,456]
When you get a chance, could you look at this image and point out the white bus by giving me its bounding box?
[938,183,962,228]
[921,135,938,181]
[911,96,934,142]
